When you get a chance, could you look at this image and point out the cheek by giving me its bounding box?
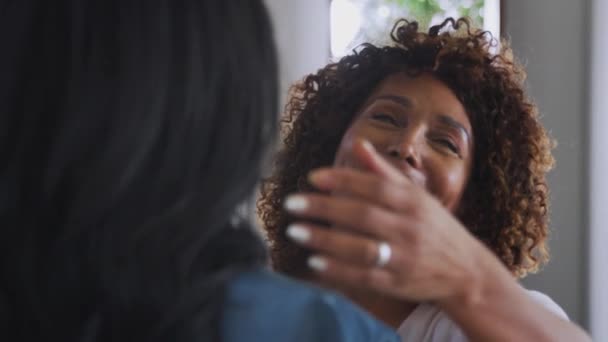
[333,127,355,167]
[334,121,373,167]
[334,122,395,166]
[428,161,469,211]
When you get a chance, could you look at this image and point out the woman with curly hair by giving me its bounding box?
[258,18,590,341]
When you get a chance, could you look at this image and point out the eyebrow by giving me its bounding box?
[374,95,414,108]
[373,94,471,142]
[438,115,471,143]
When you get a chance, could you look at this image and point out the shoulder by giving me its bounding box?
[396,289,569,342]
[397,304,466,342]
[222,268,398,342]
[525,289,569,320]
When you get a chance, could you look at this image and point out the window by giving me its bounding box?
[330,0,501,57]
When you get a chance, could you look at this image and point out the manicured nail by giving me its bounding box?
[284,195,308,212]
[286,224,311,243]
[308,256,328,272]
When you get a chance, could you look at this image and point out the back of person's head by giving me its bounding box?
[0,0,277,340]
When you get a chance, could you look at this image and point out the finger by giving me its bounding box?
[353,139,409,183]
[286,223,387,267]
[308,167,413,212]
[284,193,401,240]
[306,254,401,298]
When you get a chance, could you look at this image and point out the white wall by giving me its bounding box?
[589,0,608,339]
[504,0,589,326]
[264,0,330,108]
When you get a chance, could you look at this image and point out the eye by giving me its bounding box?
[436,138,460,155]
[371,113,399,126]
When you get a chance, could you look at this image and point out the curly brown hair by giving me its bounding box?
[258,18,554,278]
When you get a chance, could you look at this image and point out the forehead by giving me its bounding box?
[361,72,471,131]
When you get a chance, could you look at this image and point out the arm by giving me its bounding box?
[439,253,591,342]
[284,139,591,342]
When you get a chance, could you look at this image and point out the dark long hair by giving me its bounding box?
[0,0,277,340]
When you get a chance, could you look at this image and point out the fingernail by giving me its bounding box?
[284,195,308,212]
[308,256,328,272]
[286,224,311,243]
[361,139,375,152]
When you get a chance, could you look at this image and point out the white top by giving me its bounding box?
[397,290,569,342]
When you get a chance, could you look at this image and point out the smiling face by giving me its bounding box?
[334,72,474,212]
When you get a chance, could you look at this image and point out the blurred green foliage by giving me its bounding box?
[332,0,488,56]
[384,0,484,29]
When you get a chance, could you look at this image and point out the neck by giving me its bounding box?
[342,286,417,328]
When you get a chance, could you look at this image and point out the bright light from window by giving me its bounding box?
[483,0,501,41]
[377,5,390,18]
[330,0,362,57]
[330,0,501,58]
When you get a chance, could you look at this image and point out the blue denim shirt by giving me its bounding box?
[222,268,399,342]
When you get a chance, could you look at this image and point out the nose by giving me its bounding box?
[387,128,422,169]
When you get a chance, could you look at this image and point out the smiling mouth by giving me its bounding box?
[403,172,426,189]
[336,150,426,187]
[384,158,425,187]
